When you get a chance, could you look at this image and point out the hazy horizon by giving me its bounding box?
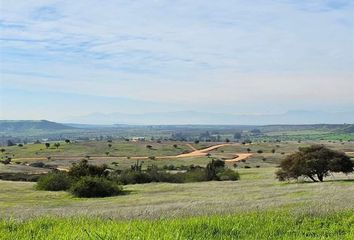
[1,1,353,122]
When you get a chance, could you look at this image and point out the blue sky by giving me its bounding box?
[0,0,353,121]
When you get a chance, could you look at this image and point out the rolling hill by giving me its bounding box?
[0,120,75,134]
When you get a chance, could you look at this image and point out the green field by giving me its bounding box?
[1,167,353,219]
[1,139,353,170]
[1,140,354,239]
[1,211,353,240]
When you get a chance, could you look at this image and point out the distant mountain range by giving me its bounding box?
[65,110,354,125]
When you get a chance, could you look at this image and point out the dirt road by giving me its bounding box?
[224,153,253,163]
[174,144,231,158]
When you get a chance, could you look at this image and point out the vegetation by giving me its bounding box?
[0,137,353,239]
[111,160,239,185]
[68,159,108,179]
[1,211,353,240]
[276,145,354,182]
[35,160,118,197]
[36,171,72,191]
[34,158,239,197]
[70,176,123,198]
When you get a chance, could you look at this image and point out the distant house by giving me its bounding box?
[131,137,145,142]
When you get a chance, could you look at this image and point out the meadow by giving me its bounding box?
[0,139,353,239]
[1,211,353,240]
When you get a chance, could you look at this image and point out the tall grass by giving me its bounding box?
[1,210,353,240]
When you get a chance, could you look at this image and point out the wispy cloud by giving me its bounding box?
[0,0,353,119]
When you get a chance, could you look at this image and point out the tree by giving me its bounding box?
[0,148,5,154]
[146,145,153,150]
[108,144,112,148]
[233,132,242,140]
[271,149,276,154]
[65,139,71,144]
[173,144,178,148]
[131,160,143,172]
[54,143,60,149]
[276,145,353,182]
[205,159,225,181]
[250,129,261,134]
[45,143,50,149]
[225,138,230,143]
[7,140,15,146]
[246,148,251,153]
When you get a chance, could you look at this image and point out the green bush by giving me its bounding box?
[114,168,185,184]
[115,170,152,184]
[206,159,225,180]
[68,160,109,179]
[36,172,72,191]
[70,176,123,198]
[29,162,45,168]
[157,172,184,183]
[183,168,207,182]
[217,169,240,181]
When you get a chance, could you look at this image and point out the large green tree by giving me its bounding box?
[276,145,353,182]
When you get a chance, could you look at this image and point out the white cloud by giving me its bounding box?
[1,0,353,117]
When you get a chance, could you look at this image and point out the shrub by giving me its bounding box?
[1,158,11,164]
[217,169,240,181]
[68,160,109,179]
[115,170,152,184]
[29,162,45,168]
[1,172,44,182]
[155,172,184,183]
[70,176,123,198]
[163,164,177,170]
[183,168,208,182]
[206,159,225,180]
[36,172,72,191]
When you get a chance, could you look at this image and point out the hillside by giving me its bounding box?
[0,120,75,134]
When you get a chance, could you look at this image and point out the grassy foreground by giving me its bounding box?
[1,211,353,240]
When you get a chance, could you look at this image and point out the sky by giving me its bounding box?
[0,0,353,122]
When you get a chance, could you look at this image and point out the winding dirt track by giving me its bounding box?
[224,153,253,163]
[174,144,231,158]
